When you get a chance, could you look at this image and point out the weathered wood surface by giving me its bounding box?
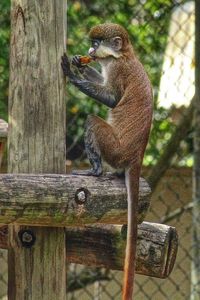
[8,1,67,299]
[8,226,66,300]
[0,174,151,226]
[0,222,178,278]
[8,5,66,173]
[66,223,178,278]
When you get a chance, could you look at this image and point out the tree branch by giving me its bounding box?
[147,98,194,192]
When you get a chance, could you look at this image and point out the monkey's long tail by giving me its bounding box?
[122,164,140,300]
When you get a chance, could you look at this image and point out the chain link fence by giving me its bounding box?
[67,1,196,299]
[0,0,198,299]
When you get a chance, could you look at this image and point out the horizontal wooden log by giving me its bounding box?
[66,222,178,278]
[0,173,151,226]
[0,222,178,278]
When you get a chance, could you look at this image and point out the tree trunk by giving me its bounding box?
[147,98,194,192]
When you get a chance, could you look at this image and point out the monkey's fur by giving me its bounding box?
[62,23,153,300]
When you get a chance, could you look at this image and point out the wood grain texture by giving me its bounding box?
[8,1,66,174]
[8,226,66,300]
[0,174,151,226]
[0,222,178,278]
[8,1,67,299]
[66,222,178,278]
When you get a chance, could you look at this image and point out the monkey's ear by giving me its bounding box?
[110,37,122,51]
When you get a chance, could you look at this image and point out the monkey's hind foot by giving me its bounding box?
[72,169,103,177]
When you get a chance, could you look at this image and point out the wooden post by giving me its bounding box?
[8,1,66,299]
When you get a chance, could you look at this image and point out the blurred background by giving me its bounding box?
[0,0,199,299]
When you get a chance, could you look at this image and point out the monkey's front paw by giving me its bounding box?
[61,53,72,77]
[72,55,83,68]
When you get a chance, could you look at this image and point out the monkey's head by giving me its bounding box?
[88,23,131,60]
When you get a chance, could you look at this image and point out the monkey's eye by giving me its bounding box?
[91,40,101,49]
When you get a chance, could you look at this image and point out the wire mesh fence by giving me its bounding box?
[0,0,197,299]
[66,1,196,299]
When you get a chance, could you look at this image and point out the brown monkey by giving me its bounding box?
[61,23,153,300]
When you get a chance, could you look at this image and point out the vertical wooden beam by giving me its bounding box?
[192,1,200,299]
[8,1,67,299]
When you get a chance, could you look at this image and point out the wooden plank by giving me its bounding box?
[0,222,178,278]
[0,174,150,226]
[8,1,67,299]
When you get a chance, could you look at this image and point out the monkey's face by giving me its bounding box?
[88,37,123,60]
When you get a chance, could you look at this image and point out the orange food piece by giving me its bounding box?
[80,56,92,64]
